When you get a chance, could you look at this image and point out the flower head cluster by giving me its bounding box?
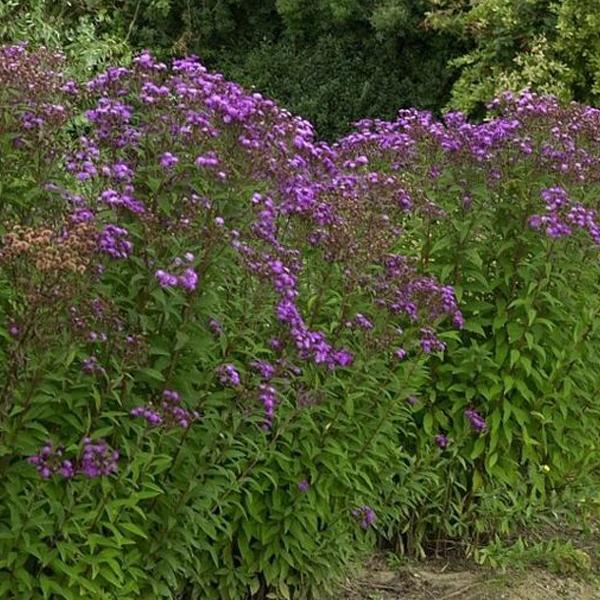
[435,434,449,449]
[98,225,133,259]
[28,443,74,479]
[250,360,276,381]
[0,44,74,150]
[352,505,377,530]
[528,186,600,244]
[259,384,277,430]
[160,152,179,169]
[419,327,446,354]
[80,438,119,478]
[465,408,487,432]
[297,479,310,493]
[81,355,106,377]
[217,364,241,387]
[130,389,199,429]
[28,438,118,479]
[155,254,198,292]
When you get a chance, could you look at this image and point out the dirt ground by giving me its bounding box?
[335,555,600,600]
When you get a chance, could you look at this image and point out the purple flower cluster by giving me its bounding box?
[419,327,447,354]
[347,313,374,330]
[465,408,487,432]
[217,364,241,387]
[8,321,21,339]
[28,443,74,479]
[297,479,310,493]
[251,360,276,381]
[275,299,354,369]
[98,225,133,259]
[160,152,179,169]
[80,438,119,478]
[375,255,464,331]
[0,44,74,148]
[130,389,199,429]
[529,186,600,244]
[259,384,277,430]
[81,355,106,376]
[28,438,118,479]
[394,347,408,360]
[99,188,145,214]
[155,253,198,292]
[208,317,223,335]
[155,267,198,292]
[84,97,137,147]
[352,505,377,530]
[435,434,449,449]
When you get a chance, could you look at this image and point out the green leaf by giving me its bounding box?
[120,522,148,539]
[470,436,486,460]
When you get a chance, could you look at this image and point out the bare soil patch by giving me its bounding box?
[334,554,600,600]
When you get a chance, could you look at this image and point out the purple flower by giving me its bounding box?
[394,347,407,360]
[80,438,119,478]
[28,442,66,479]
[195,151,220,168]
[98,225,133,259]
[179,268,198,291]
[155,269,178,288]
[59,460,75,479]
[160,152,179,169]
[259,384,277,429]
[8,322,21,339]
[70,207,95,223]
[99,188,145,214]
[130,389,198,429]
[209,317,223,335]
[217,364,241,387]
[269,338,284,351]
[251,360,276,381]
[419,327,446,353]
[435,434,449,449]
[352,505,377,530]
[465,408,487,432]
[130,405,163,426]
[298,479,310,493]
[82,356,106,376]
[332,349,354,367]
[354,313,374,330]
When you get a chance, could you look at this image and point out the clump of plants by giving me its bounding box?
[3,42,600,599]
[338,92,600,554]
[0,44,462,598]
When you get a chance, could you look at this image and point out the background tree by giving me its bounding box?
[425,0,600,113]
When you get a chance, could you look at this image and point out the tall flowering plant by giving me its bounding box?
[338,92,600,550]
[0,46,462,598]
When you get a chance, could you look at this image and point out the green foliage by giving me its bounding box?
[473,537,593,574]
[421,185,600,497]
[369,105,600,555]
[0,0,131,70]
[426,0,600,113]
[0,0,462,138]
